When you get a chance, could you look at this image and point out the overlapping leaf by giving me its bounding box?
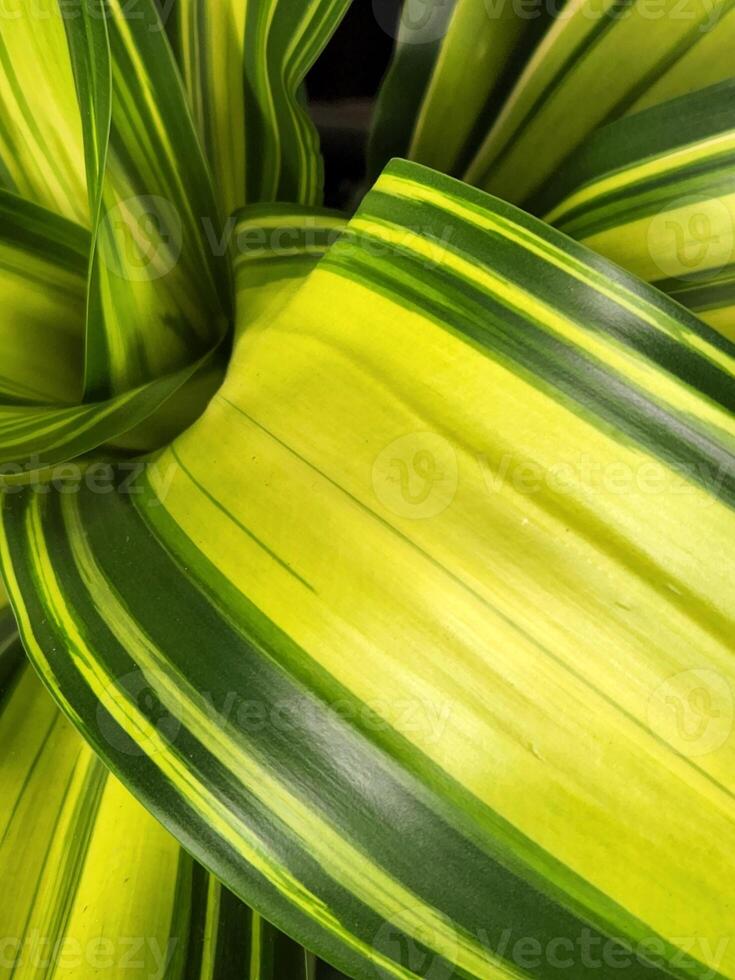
[0,652,341,979]
[0,0,231,479]
[65,0,230,400]
[370,0,735,209]
[464,0,735,203]
[174,0,351,216]
[536,79,735,340]
[3,162,735,980]
[0,187,216,479]
[0,0,88,223]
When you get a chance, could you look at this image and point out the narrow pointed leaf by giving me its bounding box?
[405,0,549,177]
[0,0,88,223]
[64,0,230,401]
[464,0,735,204]
[367,0,459,180]
[175,0,351,215]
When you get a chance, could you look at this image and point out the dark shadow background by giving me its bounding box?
[307,3,399,208]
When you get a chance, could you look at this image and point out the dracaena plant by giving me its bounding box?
[0,0,734,978]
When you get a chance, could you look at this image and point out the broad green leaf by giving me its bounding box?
[464,0,735,205]
[0,659,330,979]
[0,0,87,223]
[3,161,735,980]
[174,0,352,216]
[537,80,735,340]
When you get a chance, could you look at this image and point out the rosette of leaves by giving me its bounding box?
[1,2,734,979]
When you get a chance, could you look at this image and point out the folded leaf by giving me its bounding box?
[175,0,351,215]
[64,0,230,401]
[0,185,222,479]
[537,80,735,340]
[3,161,735,979]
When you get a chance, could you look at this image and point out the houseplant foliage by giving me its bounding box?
[0,0,734,977]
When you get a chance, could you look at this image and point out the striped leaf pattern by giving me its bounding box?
[464,0,735,204]
[0,0,88,223]
[65,0,230,400]
[0,186,219,479]
[402,0,550,178]
[0,575,23,689]
[175,0,351,216]
[369,0,735,211]
[0,0,354,482]
[0,658,339,980]
[367,0,460,179]
[3,161,734,980]
[537,80,735,340]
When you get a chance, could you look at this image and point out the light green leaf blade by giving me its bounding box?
[0,191,86,406]
[0,0,88,223]
[3,163,735,979]
[537,79,735,341]
[405,0,549,178]
[174,0,351,216]
[464,0,735,205]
